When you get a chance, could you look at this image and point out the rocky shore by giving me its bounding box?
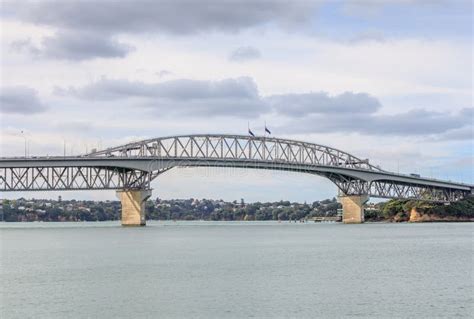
[408,208,474,222]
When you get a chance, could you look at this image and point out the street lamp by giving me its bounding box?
[21,130,27,157]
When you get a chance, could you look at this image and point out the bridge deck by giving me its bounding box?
[0,156,471,191]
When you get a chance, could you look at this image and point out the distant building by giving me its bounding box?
[366,203,378,211]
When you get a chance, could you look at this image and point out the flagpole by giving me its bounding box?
[263,121,266,160]
[248,121,252,158]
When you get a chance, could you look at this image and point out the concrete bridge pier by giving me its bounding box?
[339,195,369,224]
[116,189,152,226]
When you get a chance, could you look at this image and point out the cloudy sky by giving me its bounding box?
[1,0,472,202]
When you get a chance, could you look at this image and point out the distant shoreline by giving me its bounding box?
[2,196,472,223]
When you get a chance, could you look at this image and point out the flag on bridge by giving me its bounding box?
[265,126,271,135]
[248,129,255,137]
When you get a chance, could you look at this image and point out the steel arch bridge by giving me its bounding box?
[1,134,471,202]
[2,134,472,225]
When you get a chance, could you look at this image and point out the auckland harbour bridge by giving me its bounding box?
[1,134,472,226]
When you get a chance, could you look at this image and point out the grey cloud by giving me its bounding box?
[56,77,471,139]
[12,31,133,61]
[229,46,261,62]
[266,92,381,116]
[14,1,315,34]
[371,109,472,135]
[61,77,269,117]
[0,86,47,114]
[9,1,316,60]
[268,91,471,139]
[41,31,134,61]
[277,108,473,137]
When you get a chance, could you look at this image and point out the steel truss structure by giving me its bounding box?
[0,167,151,191]
[327,174,468,202]
[88,134,381,171]
[1,134,472,202]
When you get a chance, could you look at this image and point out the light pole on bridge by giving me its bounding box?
[21,130,27,158]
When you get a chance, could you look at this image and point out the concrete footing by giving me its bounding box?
[116,189,152,226]
[339,195,369,224]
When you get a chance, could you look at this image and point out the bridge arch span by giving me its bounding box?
[88,134,382,171]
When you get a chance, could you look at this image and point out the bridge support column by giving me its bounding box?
[339,195,369,224]
[117,189,152,227]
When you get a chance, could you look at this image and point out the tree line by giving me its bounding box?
[1,195,472,222]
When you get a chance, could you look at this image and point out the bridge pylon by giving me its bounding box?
[338,195,369,224]
[116,189,152,226]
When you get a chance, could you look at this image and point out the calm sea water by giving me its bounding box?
[0,221,472,318]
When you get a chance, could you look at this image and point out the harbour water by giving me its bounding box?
[1,221,472,318]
